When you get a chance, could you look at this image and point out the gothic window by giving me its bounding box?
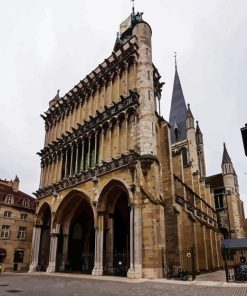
[214,191,224,209]
[4,211,12,218]
[174,128,179,142]
[5,194,14,205]
[22,199,30,208]
[180,147,188,166]
[1,225,10,239]
[18,227,26,240]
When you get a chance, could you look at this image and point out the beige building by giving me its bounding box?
[206,144,246,239]
[0,176,36,271]
[30,10,223,278]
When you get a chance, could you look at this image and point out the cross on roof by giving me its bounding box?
[174,52,177,68]
[131,0,135,14]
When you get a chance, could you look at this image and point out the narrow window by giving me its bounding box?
[18,227,26,240]
[1,225,10,239]
[4,211,12,218]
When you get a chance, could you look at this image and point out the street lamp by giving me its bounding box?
[240,123,247,156]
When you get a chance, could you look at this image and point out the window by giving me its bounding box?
[4,211,12,218]
[214,192,224,209]
[20,213,27,220]
[1,225,10,239]
[18,227,26,240]
[22,199,30,208]
[5,194,14,204]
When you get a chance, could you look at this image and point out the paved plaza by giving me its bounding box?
[0,271,247,296]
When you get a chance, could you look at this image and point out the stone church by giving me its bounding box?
[29,10,236,278]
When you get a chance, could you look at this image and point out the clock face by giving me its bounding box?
[120,15,132,34]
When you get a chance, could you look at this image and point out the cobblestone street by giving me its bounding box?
[0,273,247,296]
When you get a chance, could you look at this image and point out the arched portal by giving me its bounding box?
[99,181,130,276]
[37,203,51,271]
[54,190,95,273]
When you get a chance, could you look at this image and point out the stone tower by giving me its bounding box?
[221,143,245,238]
[169,64,206,178]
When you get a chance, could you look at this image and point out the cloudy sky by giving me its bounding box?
[0,0,247,212]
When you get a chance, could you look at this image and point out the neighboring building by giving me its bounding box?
[206,144,246,239]
[30,10,222,278]
[0,176,36,271]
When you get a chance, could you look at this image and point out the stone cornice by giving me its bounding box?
[34,150,139,199]
[174,174,216,214]
[38,91,139,161]
[41,36,139,127]
[175,194,218,229]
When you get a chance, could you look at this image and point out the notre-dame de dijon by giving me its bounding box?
[29,10,246,279]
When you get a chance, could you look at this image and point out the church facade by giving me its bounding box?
[29,11,223,278]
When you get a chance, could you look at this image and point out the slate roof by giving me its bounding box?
[222,142,232,165]
[205,173,224,189]
[0,183,36,212]
[169,67,188,144]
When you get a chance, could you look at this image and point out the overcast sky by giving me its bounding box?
[0,0,247,213]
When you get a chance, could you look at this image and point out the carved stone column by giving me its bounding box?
[116,119,120,157]
[87,135,91,170]
[108,123,112,161]
[39,162,45,188]
[46,233,58,273]
[69,145,74,177]
[127,203,142,279]
[60,234,69,271]
[125,116,129,153]
[29,226,42,272]
[80,140,85,172]
[94,131,98,167]
[92,213,104,276]
[124,62,128,95]
[75,142,79,173]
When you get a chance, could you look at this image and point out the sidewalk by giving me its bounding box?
[5,270,247,287]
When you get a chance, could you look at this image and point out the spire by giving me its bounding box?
[169,57,187,143]
[196,121,203,144]
[49,90,60,107]
[222,142,232,165]
[222,143,236,176]
[186,104,194,130]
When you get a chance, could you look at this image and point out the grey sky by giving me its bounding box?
[0,0,247,213]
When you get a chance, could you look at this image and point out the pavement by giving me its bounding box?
[0,270,247,295]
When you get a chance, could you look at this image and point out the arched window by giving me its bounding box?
[174,128,179,142]
[180,147,188,166]
[5,194,14,205]
[22,199,30,208]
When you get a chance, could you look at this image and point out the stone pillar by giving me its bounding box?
[94,131,98,167]
[106,214,114,272]
[69,145,74,177]
[87,135,91,170]
[202,225,209,270]
[108,123,112,161]
[80,140,85,172]
[46,233,58,273]
[64,148,68,178]
[60,234,69,271]
[116,119,120,157]
[39,162,45,188]
[125,117,128,153]
[124,62,128,95]
[29,226,42,272]
[92,213,104,276]
[127,203,142,278]
[75,142,79,173]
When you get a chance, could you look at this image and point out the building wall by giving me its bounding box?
[0,205,34,271]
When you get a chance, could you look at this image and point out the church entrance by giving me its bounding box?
[54,191,95,274]
[103,188,130,276]
[67,199,95,273]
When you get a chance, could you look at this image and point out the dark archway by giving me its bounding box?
[100,181,130,276]
[54,190,95,274]
[37,203,51,271]
[67,199,95,272]
[220,227,229,239]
